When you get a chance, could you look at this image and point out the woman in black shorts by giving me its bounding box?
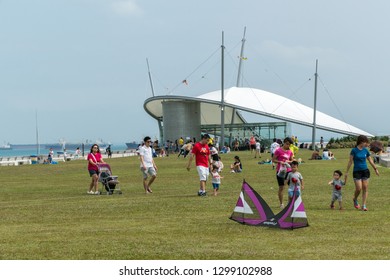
[345,135,379,211]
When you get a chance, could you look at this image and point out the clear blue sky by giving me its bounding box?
[1,0,389,145]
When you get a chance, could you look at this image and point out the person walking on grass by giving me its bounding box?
[270,138,280,170]
[254,139,261,158]
[272,137,294,208]
[87,144,105,195]
[106,145,112,158]
[285,160,304,203]
[48,148,54,163]
[211,165,223,196]
[139,136,158,194]
[249,135,256,154]
[328,170,346,210]
[187,134,211,196]
[345,135,379,211]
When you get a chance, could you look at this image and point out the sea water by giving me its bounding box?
[0,143,128,158]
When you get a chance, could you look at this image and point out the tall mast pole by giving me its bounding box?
[232,27,247,126]
[228,27,247,146]
[311,59,318,150]
[146,58,162,143]
[236,26,246,87]
[35,110,40,156]
[146,58,155,97]
[220,31,225,149]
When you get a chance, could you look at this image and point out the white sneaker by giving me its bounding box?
[87,191,94,194]
[94,191,100,195]
[280,204,284,209]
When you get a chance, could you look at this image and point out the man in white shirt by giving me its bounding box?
[255,140,261,158]
[270,138,281,170]
[139,136,158,194]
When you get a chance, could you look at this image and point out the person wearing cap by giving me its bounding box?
[187,134,212,196]
[272,137,294,208]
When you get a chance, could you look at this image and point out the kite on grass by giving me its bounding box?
[230,180,309,230]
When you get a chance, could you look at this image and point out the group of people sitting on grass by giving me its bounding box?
[310,148,335,160]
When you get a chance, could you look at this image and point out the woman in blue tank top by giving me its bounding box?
[345,135,379,211]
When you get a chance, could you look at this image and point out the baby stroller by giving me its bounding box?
[98,163,122,195]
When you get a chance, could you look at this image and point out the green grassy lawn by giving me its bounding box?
[0,148,389,260]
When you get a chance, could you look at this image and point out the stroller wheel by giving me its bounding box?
[109,191,113,195]
[118,191,123,195]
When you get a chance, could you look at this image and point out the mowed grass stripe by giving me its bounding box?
[1,148,389,259]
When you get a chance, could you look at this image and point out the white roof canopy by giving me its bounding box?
[144,86,373,137]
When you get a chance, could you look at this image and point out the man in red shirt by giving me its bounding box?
[187,134,212,196]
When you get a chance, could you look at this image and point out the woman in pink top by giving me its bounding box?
[249,135,256,154]
[87,144,105,195]
[272,137,294,208]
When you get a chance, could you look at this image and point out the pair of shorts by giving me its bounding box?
[276,171,290,187]
[89,169,99,177]
[212,183,220,190]
[197,166,209,181]
[353,169,370,181]
[332,191,342,202]
[141,167,157,179]
[288,190,301,198]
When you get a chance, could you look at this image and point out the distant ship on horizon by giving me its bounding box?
[44,142,83,151]
[45,139,110,151]
[125,141,140,150]
[4,139,110,151]
[0,142,12,150]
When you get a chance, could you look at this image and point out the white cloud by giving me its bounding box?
[111,0,142,16]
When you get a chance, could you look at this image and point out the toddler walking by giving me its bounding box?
[285,160,304,203]
[328,170,346,210]
[211,165,223,196]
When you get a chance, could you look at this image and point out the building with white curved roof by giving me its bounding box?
[144,86,372,144]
